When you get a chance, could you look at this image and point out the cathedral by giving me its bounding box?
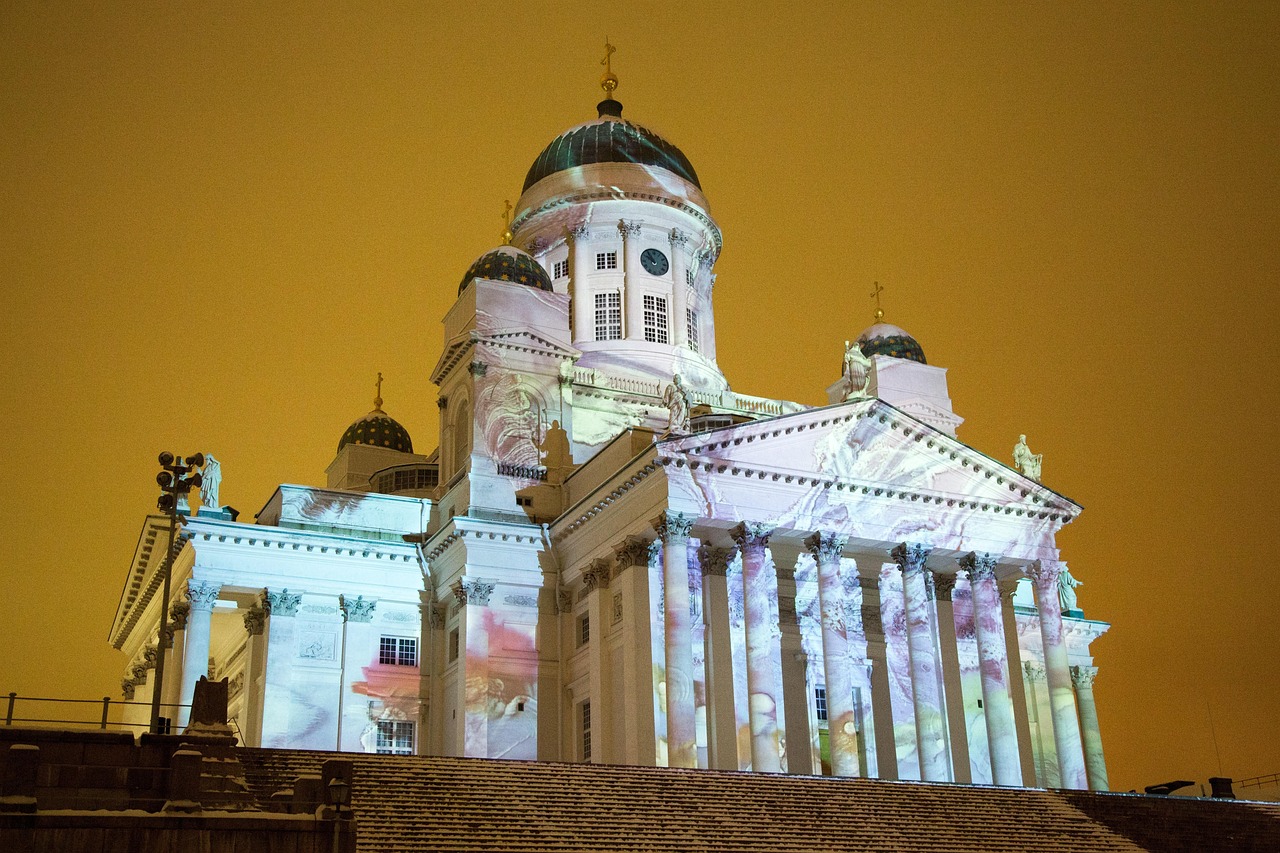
[108,64,1110,791]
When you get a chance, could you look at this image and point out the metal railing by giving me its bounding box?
[4,691,190,733]
[1237,772,1280,792]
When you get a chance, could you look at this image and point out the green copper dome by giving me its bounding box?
[522,99,701,194]
[458,245,553,295]
[338,409,413,454]
[857,322,927,365]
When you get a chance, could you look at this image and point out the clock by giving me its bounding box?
[640,248,669,276]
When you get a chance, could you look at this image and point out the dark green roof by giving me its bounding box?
[458,247,553,295]
[857,322,927,364]
[523,116,701,194]
[338,411,413,454]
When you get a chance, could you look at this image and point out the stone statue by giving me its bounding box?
[663,374,691,434]
[200,453,222,510]
[1058,566,1083,613]
[1013,435,1042,482]
[843,339,872,399]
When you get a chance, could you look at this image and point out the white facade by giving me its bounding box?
[109,93,1110,790]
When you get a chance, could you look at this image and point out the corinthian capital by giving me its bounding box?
[730,521,773,550]
[341,594,377,623]
[1023,560,1062,590]
[169,602,190,631]
[958,551,998,582]
[185,580,221,612]
[583,559,613,592]
[890,542,931,574]
[614,536,651,571]
[1070,665,1099,689]
[668,228,689,246]
[617,220,642,238]
[243,605,265,636]
[803,531,847,564]
[1023,661,1047,682]
[930,571,958,601]
[264,588,302,617]
[452,579,494,607]
[697,544,735,577]
[653,510,694,542]
[568,222,590,241]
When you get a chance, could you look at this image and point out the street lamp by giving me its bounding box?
[149,451,203,735]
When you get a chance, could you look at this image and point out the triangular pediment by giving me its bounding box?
[483,328,579,360]
[659,398,1078,521]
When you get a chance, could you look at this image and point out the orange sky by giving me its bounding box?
[2,3,1277,794]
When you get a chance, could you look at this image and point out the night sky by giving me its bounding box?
[2,3,1277,795]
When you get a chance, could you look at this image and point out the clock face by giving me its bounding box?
[640,248,669,276]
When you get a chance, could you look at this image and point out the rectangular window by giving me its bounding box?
[581,700,592,761]
[643,294,668,344]
[686,268,694,286]
[375,720,414,755]
[595,251,617,270]
[553,259,569,279]
[594,292,622,341]
[814,686,828,722]
[448,628,460,662]
[578,613,590,647]
[686,308,699,352]
[379,636,418,667]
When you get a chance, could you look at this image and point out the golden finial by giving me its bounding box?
[373,372,384,412]
[870,281,885,323]
[501,199,513,245]
[600,38,618,98]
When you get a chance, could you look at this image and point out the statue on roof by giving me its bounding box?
[1058,565,1083,613]
[1013,435,1042,482]
[199,453,222,510]
[663,374,691,434]
[843,340,872,399]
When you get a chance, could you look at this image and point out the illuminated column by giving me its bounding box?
[1071,665,1109,791]
[930,571,971,783]
[583,560,613,764]
[699,544,738,770]
[241,604,267,747]
[1023,661,1053,784]
[654,512,697,768]
[162,603,190,720]
[669,229,689,348]
[613,537,658,765]
[1025,561,1088,789]
[804,532,860,777]
[619,220,644,341]
[424,597,447,757]
[891,543,948,782]
[177,580,221,728]
[860,573,897,780]
[960,552,1022,785]
[730,521,783,772]
[260,588,302,748]
[568,223,592,343]
[337,595,377,752]
[999,580,1038,785]
[453,578,494,758]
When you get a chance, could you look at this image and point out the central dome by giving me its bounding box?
[522,99,700,194]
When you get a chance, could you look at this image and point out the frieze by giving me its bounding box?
[301,604,341,616]
[382,610,416,623]
[503,594,539,609]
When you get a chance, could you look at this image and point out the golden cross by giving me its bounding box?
[374,372,384,409]
[870,281,885,321]
[600,38,619,98]
[502,199,513,244]
[601,38,616,74]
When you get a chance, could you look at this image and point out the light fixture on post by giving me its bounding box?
[149,451,203,735]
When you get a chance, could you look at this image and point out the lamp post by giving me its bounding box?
[149,451,203,735]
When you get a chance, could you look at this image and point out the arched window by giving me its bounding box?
[451,395,471,477]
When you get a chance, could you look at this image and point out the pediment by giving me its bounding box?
[658,398,1078,525]
[483,328,579,360]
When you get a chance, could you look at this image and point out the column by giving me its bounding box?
[891,543,949,782]
[453,578,494,758]
[337,594,377,752]
[177,580,221,729]
[730,522,783,772]
[999,580,1038,785]
[804,532,860,777]
[260,588,302,748]
[669,229,689,348]
[619,220,644,341]
[930,571,971,783]
[613,537,658,765]
[161,603,189,727]
[242,604,267,747]
[1071,665,1108,791]
[960,552,1022,786]
[568,223,592,343]
[1026,561,1088,790]
[860,574,897,780]
[583,560,613,764]
[1023,661,1053,784]
[654,512,697,768]
[698,544,739,770]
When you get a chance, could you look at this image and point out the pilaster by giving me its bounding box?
[260,587,302,748]
[620,220,644,341]
[337,594,378,752]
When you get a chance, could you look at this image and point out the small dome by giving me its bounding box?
[458,245,553,295]
[522,99,700,194]
[857,322,927,364]
[338,409,413,454]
